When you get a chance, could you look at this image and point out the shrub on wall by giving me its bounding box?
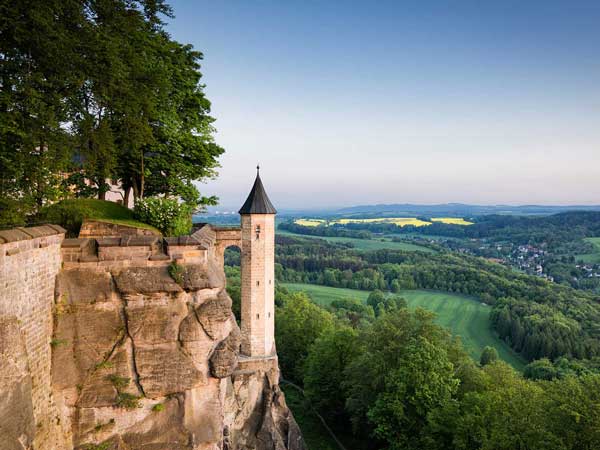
[133,197,192,236]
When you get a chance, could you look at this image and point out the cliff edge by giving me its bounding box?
[0,224,305,450]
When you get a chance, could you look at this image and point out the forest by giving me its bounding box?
[280,211,600,293]
[281,211,600,247]
[224,265,600,450]
[228,234,600,364]
[227,225,600,449]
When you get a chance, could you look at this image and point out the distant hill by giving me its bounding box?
[335,203,600,217]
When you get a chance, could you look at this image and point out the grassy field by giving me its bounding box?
[294,218,326,227]
[576,237,600,264]
[281,283,525,370]
[278,229,436,252]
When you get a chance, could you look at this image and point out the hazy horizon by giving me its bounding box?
[167,1,600,209]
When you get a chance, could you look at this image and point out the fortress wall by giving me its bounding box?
[0,226,69,449]
[78,219,159,238]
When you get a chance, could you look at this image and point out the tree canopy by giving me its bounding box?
[0,0,223,225]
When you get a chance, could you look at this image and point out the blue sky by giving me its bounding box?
[166,1,600,210]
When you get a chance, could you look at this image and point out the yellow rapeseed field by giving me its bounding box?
[333,217,432,227]
[430,217,474,225]
[294,219,326,227]
[294,217,472,228]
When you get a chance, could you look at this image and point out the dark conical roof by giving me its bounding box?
[239,167,277,214]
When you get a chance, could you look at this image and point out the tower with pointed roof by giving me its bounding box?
[239,166,277,356]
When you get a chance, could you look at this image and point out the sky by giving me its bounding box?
[165,0,600,210]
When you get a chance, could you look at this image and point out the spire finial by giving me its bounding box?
[257,164,260,174]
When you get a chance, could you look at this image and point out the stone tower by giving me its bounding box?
[239,166,277,356]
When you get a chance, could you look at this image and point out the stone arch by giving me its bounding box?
[214,227,242,268]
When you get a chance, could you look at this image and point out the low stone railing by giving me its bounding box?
[61,234,211,269]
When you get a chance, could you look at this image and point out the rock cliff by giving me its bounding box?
[51,262,304,450]
[0,224,304,450]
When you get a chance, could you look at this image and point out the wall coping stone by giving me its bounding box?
[149,254,170,261]
[0,228,32,243]
[165,236,206,248]
[0,225,65,244]
[96,237,121,247]
[17,225,60,239]
[213,226,242,232]
[46,224,67,234]
[61,238,92,248]
[121,236,159,247]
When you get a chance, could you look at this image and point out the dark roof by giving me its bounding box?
[239,170,277,214]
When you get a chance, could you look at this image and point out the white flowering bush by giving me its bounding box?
[133,197,192,236]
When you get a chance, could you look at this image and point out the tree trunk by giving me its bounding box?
[132,180,139,200]
[123,186,131,208]
[139,152,145,198]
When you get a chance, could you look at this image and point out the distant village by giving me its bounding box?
[436,238,600,285]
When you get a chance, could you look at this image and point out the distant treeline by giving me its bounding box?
[280,211,600,249]
[280,221,372,239]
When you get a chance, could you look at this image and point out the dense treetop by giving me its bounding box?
[1,0,223,225]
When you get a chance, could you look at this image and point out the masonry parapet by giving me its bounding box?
[0,225,65,257]
[60,230,222,269]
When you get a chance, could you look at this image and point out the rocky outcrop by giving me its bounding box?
[50,262,304,450]
[0,318,35,450]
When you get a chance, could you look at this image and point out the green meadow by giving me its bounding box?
[281,283,525,370]
[277,229,436,253]
[576,237,600,264]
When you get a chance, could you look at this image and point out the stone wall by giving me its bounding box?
[79,219,159,238]
[0,226,70,450]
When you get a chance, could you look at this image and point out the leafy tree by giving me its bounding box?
[480,346,499,366]
[344,308,466,446]
[366,289,386,309]
[0,0,223,225]
[329,298,375,327]
[451,362,564,450]
[275,291,334,383]
[303,324,361,422]
[367,336,460,450]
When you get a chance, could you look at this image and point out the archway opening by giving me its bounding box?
[224,245,241,323]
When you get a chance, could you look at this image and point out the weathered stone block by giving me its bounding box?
[126,295,188,345]
[196,292,233,340]
[210,323,241,378]
[135,342,205,397]
[113,266,182,294]
[55,269,115,304]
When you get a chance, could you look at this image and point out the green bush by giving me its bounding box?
[168,261,185,286]
[133,197,192,236]
[0,198,29,227]
[37,201,93,236]
[152,403,165,412]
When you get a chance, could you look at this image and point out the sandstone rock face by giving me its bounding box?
[49,262,305,450]
[0,317,35,450]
